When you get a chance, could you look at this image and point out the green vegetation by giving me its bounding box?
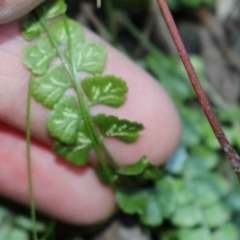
[167,0,216,9]
[146,53,240,239]
[0,0,240,240]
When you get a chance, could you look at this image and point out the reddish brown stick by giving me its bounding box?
[157,0,240,180]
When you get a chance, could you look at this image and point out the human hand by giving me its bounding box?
[0,0,181,224]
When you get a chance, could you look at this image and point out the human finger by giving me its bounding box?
[0,20,181,224]
[0,123,115,224]
[0,20,181,166]
[0,0,44,24]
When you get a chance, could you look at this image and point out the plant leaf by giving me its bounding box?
[116,189,163,226]
[47,96,80,144]
[193,178,221,207]
[93,114,144,143]
[36,0,67,19]
[141,164,162,180]
[94,163,117,185]
[204,203,231,227]
[191,146,219,170]
[21,16,43,40]
[213,223,239,240]
[54,120,92,165]
[165,145,188,174]
[49,18,84,44]
[13,229,29,240]
[32,65,70,109]
[0,207,8,224]
[14,215,45,232]
[67,41,107,75]
[23,37,55,75]
[0,225,11,240]
[116,176,177,226]
[0,225,29,240]
[8,229,29,240]
[115,161,161,188]
[176,184,195,206]
[178,227,211,240]
[171,204,203,227]
[156,176,178,217]
[81,75,128,107]
[210,173,230,198]
[117,156,149,175]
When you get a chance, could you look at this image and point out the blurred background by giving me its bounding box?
[2,0,240,239]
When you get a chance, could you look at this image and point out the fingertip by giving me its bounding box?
[0,19,181,225]
[0,0,44,24]
[0,123,116,224]
[0,20,181,167]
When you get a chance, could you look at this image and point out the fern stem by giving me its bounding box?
[98,140,118,169]
[63,14,115,187]
[104,0,117,44]
[116,12,158,54]
[26,73,38,240]
[40,220,56,240]
[37,12,117,185]
[43,14,117,170]
[37,16,73,79]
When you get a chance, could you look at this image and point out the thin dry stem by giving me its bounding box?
[157,0,240,180]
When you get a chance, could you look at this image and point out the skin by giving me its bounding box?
[0,0,181,224]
